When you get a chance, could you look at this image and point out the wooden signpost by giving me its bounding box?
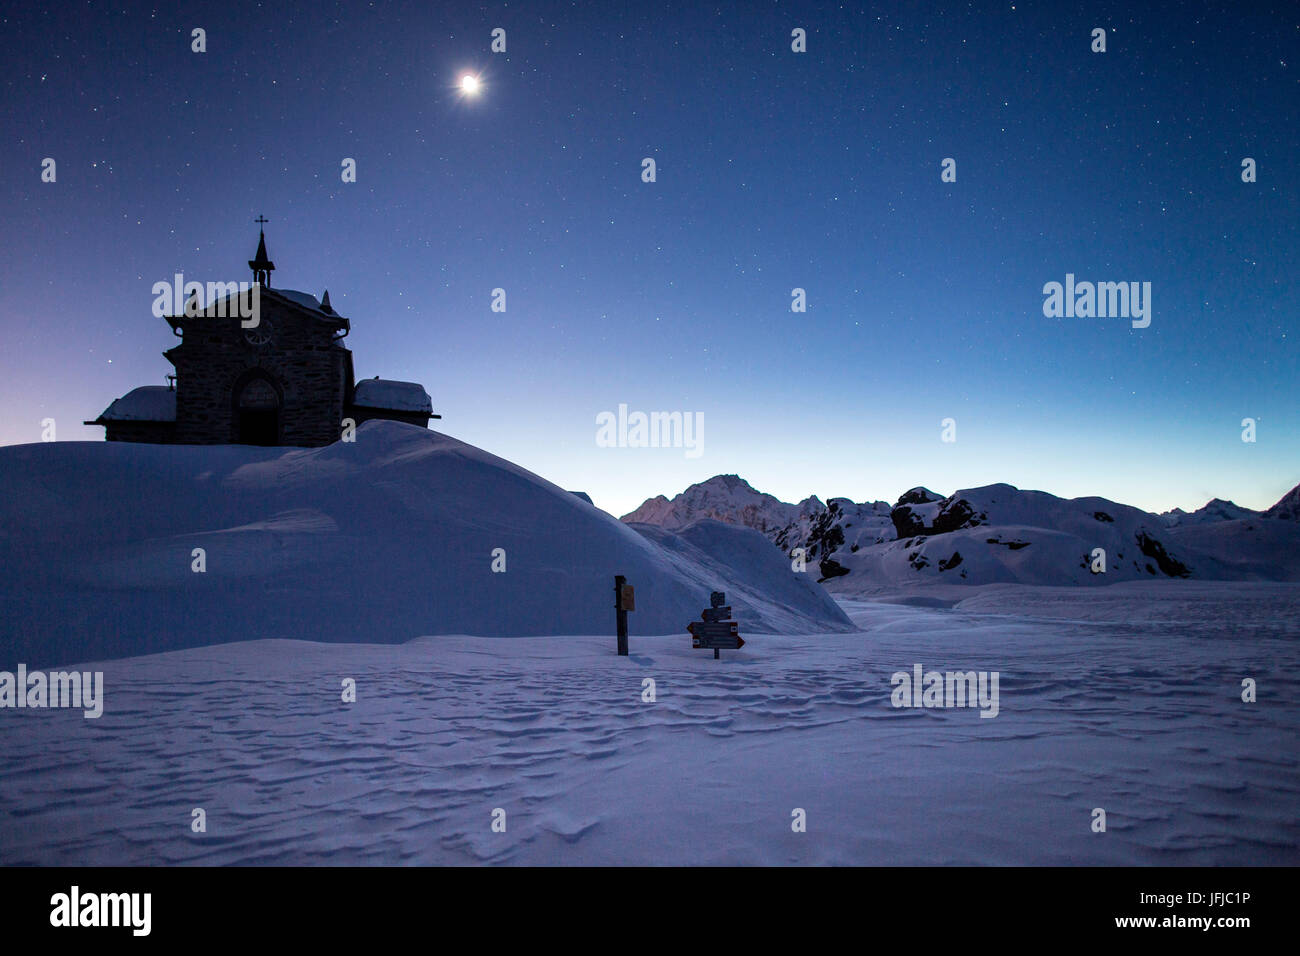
[614,575,634,656]
[688,590,745,659]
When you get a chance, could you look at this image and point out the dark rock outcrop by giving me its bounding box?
[1135,531,1191,578]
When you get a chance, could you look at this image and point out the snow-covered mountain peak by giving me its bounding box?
[620,473,801,533]
[1265,482,1300,521]
[1162,497,1260,527]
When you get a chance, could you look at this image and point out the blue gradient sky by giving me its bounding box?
[2,0,1296,517]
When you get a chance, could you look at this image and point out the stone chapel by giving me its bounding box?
[87,227,437,446]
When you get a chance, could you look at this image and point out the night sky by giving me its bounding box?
[3,1,1296,517]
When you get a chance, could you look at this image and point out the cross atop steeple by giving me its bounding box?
[248,216,275,287]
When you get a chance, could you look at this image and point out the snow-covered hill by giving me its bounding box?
[845,483,1201,590]
[628,519,850,634]
[0,423,852,666]
[1163,516,1300,582]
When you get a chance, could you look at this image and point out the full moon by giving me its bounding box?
[460,74,480,94]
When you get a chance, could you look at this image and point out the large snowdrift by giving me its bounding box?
[0,423,852,666]
[628,519,850,635]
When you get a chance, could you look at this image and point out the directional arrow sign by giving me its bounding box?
[688,621,737,636]
[688,621,744,650]
[690,635,746,649]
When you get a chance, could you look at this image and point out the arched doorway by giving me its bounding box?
[234,374,281,445]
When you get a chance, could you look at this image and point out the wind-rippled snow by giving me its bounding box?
[1,584,1295,865]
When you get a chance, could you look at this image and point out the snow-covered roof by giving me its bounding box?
[170,286,343,326]
[352,378,432,413]
[96,386,177,422]
[275,289,324,312]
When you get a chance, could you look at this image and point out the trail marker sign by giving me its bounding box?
[688,590,744,658]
